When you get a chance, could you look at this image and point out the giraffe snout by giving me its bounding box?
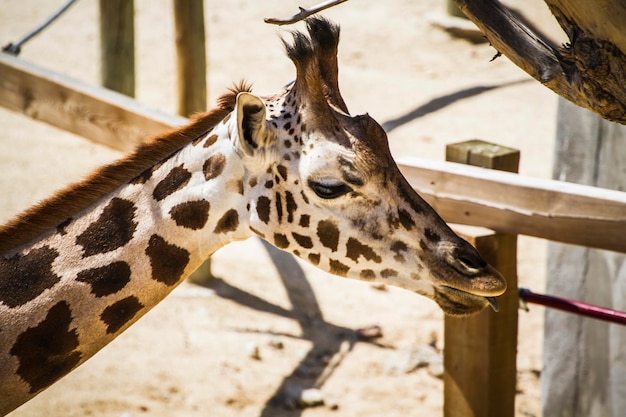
[438,241,507,297]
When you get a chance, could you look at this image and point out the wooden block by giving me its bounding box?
[446,139,520,173]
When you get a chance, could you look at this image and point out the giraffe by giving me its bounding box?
[0,17,506,414]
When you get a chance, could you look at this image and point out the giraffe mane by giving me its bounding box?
[0,82,251,255]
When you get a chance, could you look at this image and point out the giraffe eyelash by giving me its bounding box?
[307,179,352,199]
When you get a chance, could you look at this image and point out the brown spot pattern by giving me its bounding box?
[277,165,288,181]
[100,296,144,334]
[285,191,297,223]
[360,269,376,280]
[153,165,192,201]
[424,228,441,242]
[0,246,60,308]
[203,134,219,148]
[274,233,290,249]
[203,153,226,181]
[130,161,160,185]
[275,192,283,223]
[10,301,81,393]
[76,261,132,297]
[308,253,321,265]
[169,200,211,230]
[398,182,425,215]
[192,134,204,146]
[213,209,240,234]
[299,214,310,228]
[381,269,399,278]
[329,259,350,276]
[56,218,72,235]
[193,134,218,148]
[346,238,382,264]
[391,240,408,263]
[256,196,271,224]
[145,234,190,286]
[237,179,244,194]
[317,220,340,252]
[292,232,313,249]
[76,198,137,256]
[398,208,415,231]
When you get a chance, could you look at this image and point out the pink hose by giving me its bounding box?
[519,288,626,326]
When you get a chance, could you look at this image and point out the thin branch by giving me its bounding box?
[264,0,349,26]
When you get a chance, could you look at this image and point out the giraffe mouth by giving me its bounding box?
[434,286,500,316]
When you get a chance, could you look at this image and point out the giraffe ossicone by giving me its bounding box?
[0,17,506,414]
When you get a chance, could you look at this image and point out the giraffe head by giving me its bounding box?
[231,18,506,316]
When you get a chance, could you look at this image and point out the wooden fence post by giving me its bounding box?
[173,0,207,116]
[172,0,212,282]
[99,0,135,97]
[443,140,520,417]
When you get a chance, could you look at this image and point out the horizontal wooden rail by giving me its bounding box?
[1,52,624,252]
[0,53,186,152]
[398,157,626,253]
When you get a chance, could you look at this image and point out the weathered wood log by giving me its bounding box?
[453,0,626,124]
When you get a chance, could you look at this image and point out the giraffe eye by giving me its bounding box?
[308,179,352,199]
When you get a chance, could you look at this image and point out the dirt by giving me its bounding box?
[0,1,565,416]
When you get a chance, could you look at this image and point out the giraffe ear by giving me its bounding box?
[236,92,269,156]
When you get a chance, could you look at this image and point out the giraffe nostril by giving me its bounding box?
[458,255,483,270]
[453,245,487,272]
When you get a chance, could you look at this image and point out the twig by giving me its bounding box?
[264,0,349,26]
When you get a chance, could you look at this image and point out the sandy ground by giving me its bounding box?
[0,1,566,416]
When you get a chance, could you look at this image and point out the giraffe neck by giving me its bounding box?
[0,112,253,412]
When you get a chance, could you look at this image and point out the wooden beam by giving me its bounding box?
[398,156,626,253]
[0,53,186,152]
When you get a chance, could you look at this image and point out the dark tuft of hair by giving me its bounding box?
[283,17,340,66]
[306,17,340,52]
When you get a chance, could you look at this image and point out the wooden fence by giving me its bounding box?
[1,8,625,416]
